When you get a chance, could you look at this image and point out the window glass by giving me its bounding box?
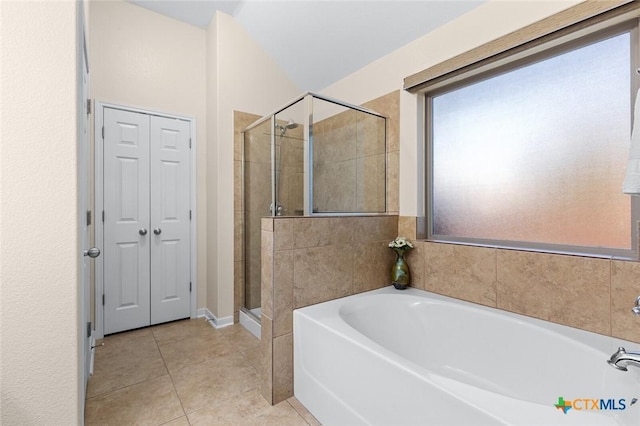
[430,31,632,252]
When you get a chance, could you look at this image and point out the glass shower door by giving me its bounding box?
[243,119,272,317]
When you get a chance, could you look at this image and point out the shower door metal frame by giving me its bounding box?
[242,92,389,217]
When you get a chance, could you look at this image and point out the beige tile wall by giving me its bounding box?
[313,108,386,213]
[399,216,640,344]
[363,91,400,214]
[234,111,262,322]
[237,92,400,405]
[234,91,400,323]
[261,215,398,404]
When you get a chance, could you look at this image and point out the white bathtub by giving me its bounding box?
[294,286,640,426]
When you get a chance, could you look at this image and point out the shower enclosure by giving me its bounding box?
[241,93,387,325]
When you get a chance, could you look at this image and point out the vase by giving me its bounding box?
[391,248,411,290]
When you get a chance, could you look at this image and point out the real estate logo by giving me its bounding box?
[554,396,638,414]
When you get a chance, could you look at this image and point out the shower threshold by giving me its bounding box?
[240,307,261,339]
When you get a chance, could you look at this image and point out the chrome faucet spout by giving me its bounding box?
[608,347,640,371]
[632,296,640,316]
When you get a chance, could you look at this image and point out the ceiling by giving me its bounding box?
[129,0,485,91]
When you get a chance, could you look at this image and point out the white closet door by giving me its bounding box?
[103,108,151,334]
[149,116,191,325]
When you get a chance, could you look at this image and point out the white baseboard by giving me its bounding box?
[197,308,233,329]
[239,309,261,339]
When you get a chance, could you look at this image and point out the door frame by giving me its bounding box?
[94,101,198,339]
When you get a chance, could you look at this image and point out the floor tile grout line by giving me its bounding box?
[89,320,312,426]
[285,399,316,426]
[155,324,191,421]
[85,371,170,401]
[87,333,169,400]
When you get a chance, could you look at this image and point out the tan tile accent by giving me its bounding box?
[188,388,308,426]
[497,250,610,335]
[158,331,231,375]
[162,416,190,426]
[273,333,294,403]
[171,353,260,414]
[353,215,397,242]
[86,319,312,425]
[353,241,395,294]
[85,375,184,426]
[234,260,244,315]
[387,150,399,213]
[398,216,417,240]
[261,230,274,319]
[294,245,354,308]
[287,397,322,426]
[261,315,274,405]
[406,241,426,291]
[274,218,294,251]
[425,242,497,308]
[220,323,261,353]
[611,260,640,342]
[234,111,263,323]
[234,210,243,262]
[293,217,356,248]
[234,160,242,211]
[362,91,400,153]
[88,329,167,398]
[273,250,294,337]
[262,217,274,232]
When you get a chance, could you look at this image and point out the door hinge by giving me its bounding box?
[86,210,92,226]
[86,321,92,338]
[189,282,192,292]
[102,294,105,306]
[189,138,192,149]
[86,99,92,115]
[189,210,192,220]
[102,210,105,222]
[101,126,104,139]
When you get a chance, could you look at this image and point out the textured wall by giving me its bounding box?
[89,0,208,309]
[0,1,81,423]
[207,12,300,320]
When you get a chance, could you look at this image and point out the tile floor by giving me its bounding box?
[85,319,320,425]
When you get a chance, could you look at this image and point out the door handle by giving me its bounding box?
[153,228,162,235]
[84,247,101,258]
[139,228,148,236]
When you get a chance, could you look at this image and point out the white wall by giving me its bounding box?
[89,0,208,309]
[0,1,82,423]
[207,12,300,318]
[321,0,583,217]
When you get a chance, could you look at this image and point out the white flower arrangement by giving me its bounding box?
[388,236,414,250]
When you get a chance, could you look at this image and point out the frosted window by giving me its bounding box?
[430,32,632,251]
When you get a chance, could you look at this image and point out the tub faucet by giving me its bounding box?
[632,296,640,316]
[607,347,640,371]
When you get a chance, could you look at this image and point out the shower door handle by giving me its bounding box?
[153,228,162,235]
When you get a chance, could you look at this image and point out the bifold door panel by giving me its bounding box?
[103,108,190,335]
[150,116,191,325]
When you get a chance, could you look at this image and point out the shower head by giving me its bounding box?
[284,119,299,130]
[276,119,299,135]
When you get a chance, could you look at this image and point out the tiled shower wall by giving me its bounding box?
[252,92,400,404]
[260,215,398,404]
[398,216,640,344]
[233,90,400,323]
[313,109,386,212]
[234,111,261,322]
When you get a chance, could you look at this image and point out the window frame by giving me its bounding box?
[424,20,640,260]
